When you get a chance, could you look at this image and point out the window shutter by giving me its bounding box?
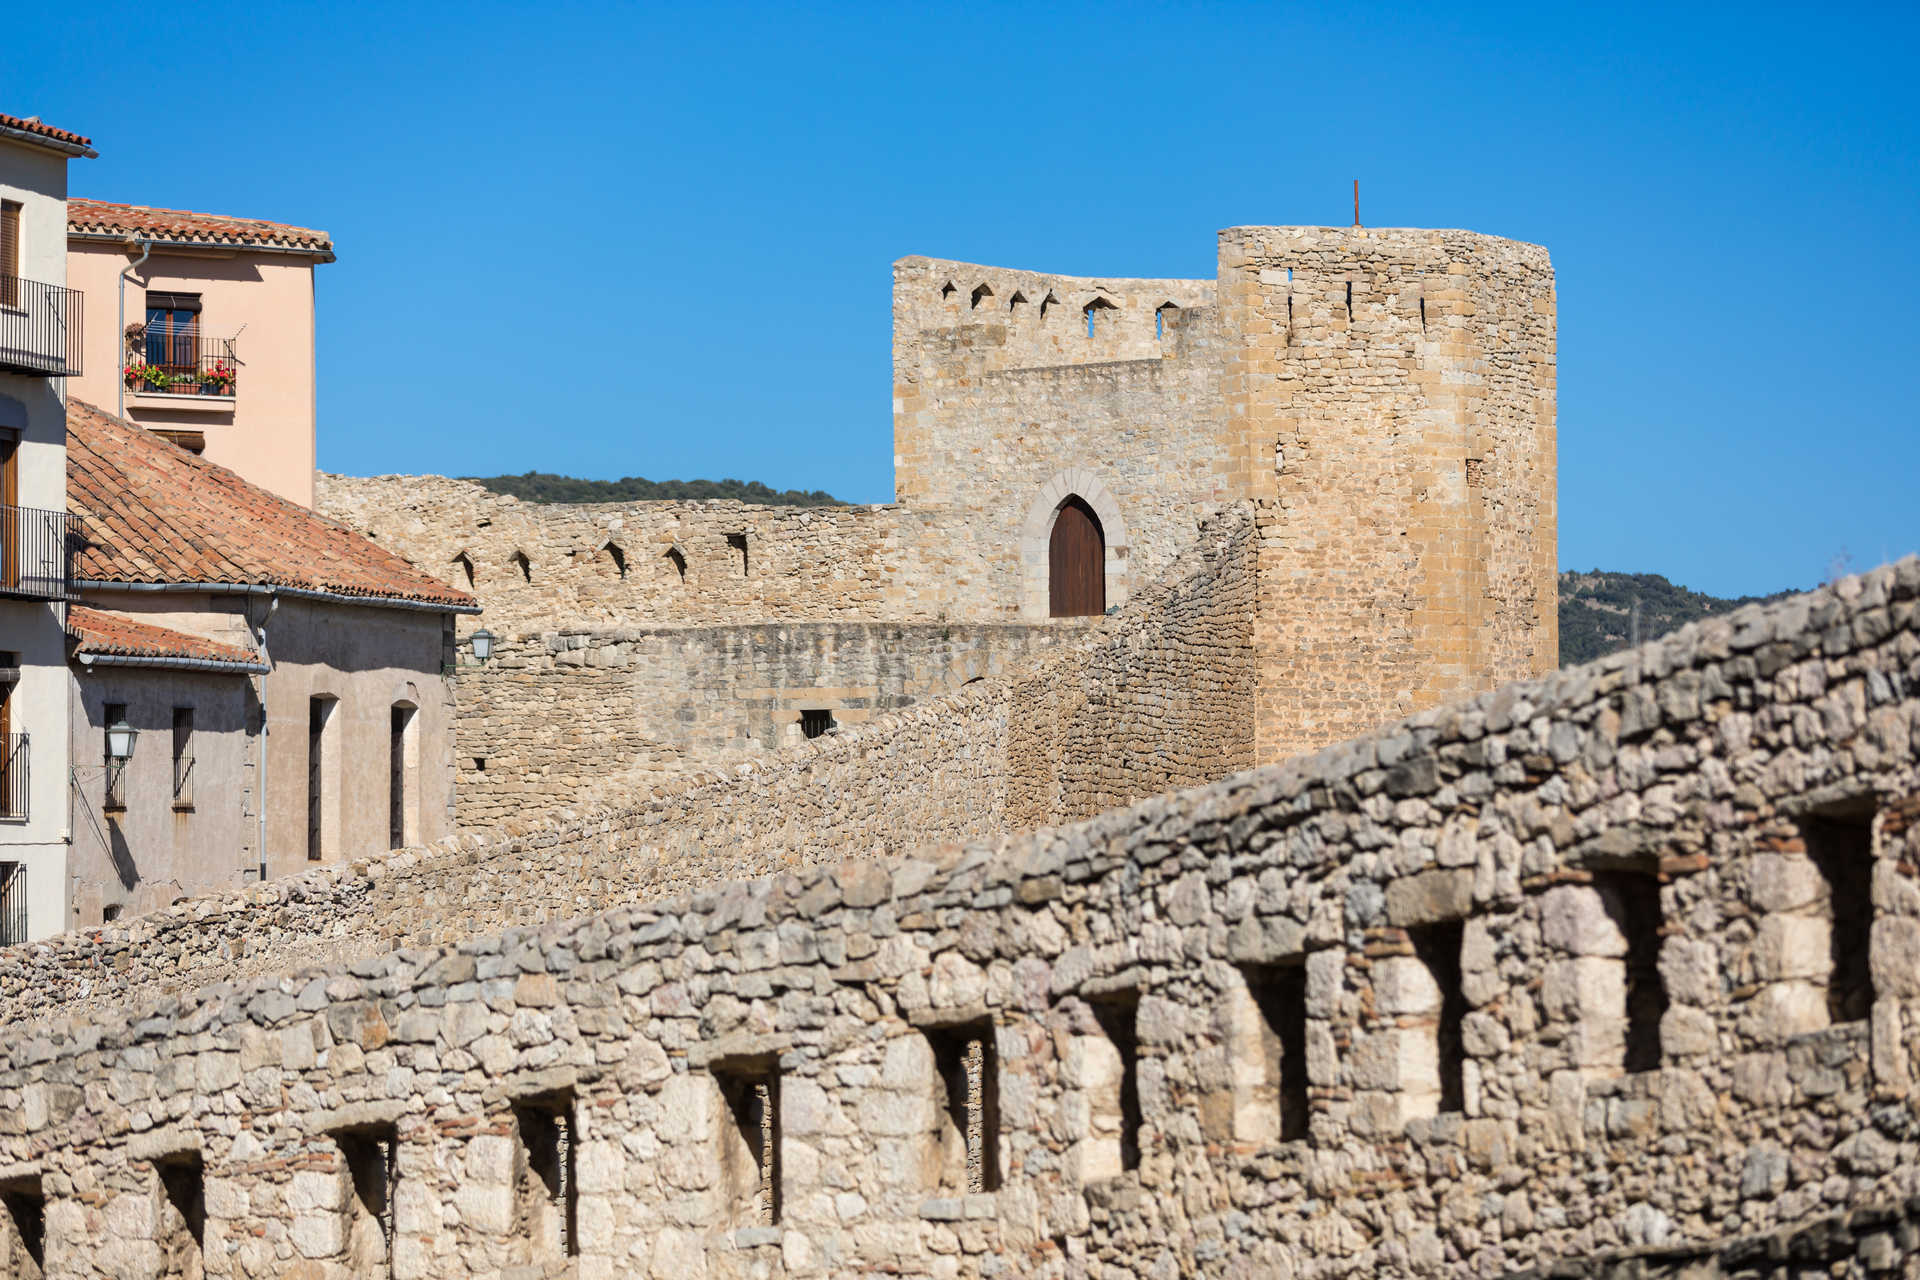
[0,202,18,280]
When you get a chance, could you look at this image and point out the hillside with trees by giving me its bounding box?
[470,471,846,506]
[1559,570,1800,666]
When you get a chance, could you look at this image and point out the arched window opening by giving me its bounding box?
[512,551,532,583]
[602,543,627,579]
[939,280,957,300]
[1084,296,1117,339]
[452,552,475,590]
[1040,291,1060,319]
[970,283,994,310]
[1008,290,1029,311]
[665,546,688,582]
[389,702,419,850]
[1048,496,1105,617]
[1156,301,1179,340]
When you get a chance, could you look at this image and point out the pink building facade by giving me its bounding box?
[65,200,333,507]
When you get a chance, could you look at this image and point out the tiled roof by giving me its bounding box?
[67,199,334,260]
[0,112,96,156]
[68,606,265,671]
[68,400,478,611]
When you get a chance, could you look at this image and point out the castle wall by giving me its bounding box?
[1,561,1916,1279]
[454,621,1079,829]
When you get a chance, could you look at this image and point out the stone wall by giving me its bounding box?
[454,621,1079,829]
[3,559,1918,1279]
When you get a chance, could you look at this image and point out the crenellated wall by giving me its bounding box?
[2,560,1917,1279]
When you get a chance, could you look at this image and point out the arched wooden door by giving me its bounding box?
[1048,497,1105,617]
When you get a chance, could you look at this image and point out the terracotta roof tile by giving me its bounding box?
[67,199,333,259]
[68,400,478,611]
[0,112,95,156]
[68,606,264,670]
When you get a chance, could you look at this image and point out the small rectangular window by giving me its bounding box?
[799,709,833,740]
[713,1062,780,1226]
[171,708,194,808]
[1802,808,1876,1023]
[336,1128,397,1276]
[1407,922,1466,1114]
[0,1176,45,1279]
[726,532,749,577]
[1594,871,1667,1072]
[924,1021,1000,1193]
[157,1151,205,1255]
[1087,995,1141,1176]
[514,1095,577,1259]
[1241,962,1310,1143]
[103,702,128,810]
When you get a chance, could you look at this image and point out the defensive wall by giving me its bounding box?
[454,621,1081,829]
[1,558,1916,1278]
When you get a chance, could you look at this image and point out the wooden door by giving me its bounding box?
[1048,498,1105,617]
[307,701,324,861]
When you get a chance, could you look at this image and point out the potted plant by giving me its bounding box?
[140,366,175,392]
[200,362,236,395]
[123,362,146,389]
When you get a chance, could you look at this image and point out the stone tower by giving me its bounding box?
[893,224,1557,759]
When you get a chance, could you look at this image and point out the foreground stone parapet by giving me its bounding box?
[2,557,1918,1278]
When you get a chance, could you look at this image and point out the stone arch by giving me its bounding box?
[1017,468,1129,621]
[970,282,994,309]
[596,540,627,579]
[449,550,476,591]
[511,550,532,583]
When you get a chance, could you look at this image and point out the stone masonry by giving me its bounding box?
[3,555,1918,1278]
[318,223,1558,819]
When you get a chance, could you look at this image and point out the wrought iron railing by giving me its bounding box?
[0,504,78,601]
[0,274,84,377]
[125,331,237,397]
[0,860,24,944]
[0,735,27,823]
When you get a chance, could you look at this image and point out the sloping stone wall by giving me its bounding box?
[2,559,1917,1279]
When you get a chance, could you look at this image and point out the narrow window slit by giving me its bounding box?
[337,1127,398,1277]
[2,1178,46,1277]
[1801,807,1876,1023]
[1088,995,1141,1174]
[1595,871,1668,1071]
[925,1021,1000,1193]
[157,1151,206,1255]
[515,1095,578,1259]
[1407,922,1466,1113]
[714,1062,780,1226]
[726,532,749,577]
[1241,962,1310,1142]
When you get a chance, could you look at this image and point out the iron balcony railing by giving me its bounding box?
[0,274,84,377]
[0,859,24,945]
[0,504,78,601]
[0,734,27,822]
[126,330,237,397]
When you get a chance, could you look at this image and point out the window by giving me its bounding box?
[337,1128,397,1277]
[0,863,24,946]
[799,709,834,740]
[1048,497,1105,617]
[1594,871,1667,1071]
[1238,963,1310,1143]
[0,201,20,307]
[144,292,202,370]
[726,533,749,577]
[389,704,417,850]
[923,1022,1000,1194]
[0,1176,44,1279]
[665,546,687,582]
[511,550,532,582]
[1407,921,1467,1114]
[1083,995,1141,1179]
[156,1151,205,1264]
[0,651,20,821]
[1802,808,1876,1023]
[103,702,128,810]
[308,697,336,861]
[713,1061,780,1226]
[171,708,194,809]
[452,552,475,590]
[514,1096,577,1259]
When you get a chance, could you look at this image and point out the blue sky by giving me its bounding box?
[10,2,1916,596]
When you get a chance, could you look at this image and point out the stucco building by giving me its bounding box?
[65,200,333,508]
[0,112,92,944]
[61,400,477,924]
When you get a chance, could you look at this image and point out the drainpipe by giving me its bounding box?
[117,237,151,418]
[253,594,278,883]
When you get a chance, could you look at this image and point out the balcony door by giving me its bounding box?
[145,293,201,377]
[0,433,16,589]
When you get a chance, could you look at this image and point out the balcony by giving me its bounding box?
[125,330,237,409]
[0,274,84,377]
[0,734,24,822]
[0,505,78,601]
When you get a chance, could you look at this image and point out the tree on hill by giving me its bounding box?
[1559,570,1800,666]
[467,471,845,506]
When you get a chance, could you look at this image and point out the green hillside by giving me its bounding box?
[1559,570,1800,667]
[469,471,846,506]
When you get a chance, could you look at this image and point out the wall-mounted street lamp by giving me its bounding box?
[469,628,495,665]
[106,713,139,762]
